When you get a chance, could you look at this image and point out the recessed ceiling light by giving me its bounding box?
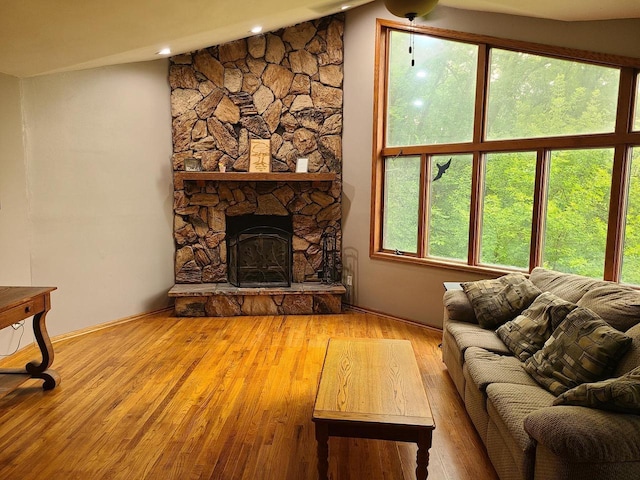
[251,26,263,34]
[341,4,351,10]
[157,48,171,55]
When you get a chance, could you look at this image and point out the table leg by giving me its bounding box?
[25,309,54,375]
[416,429,433,480]
[315,422,329,480]
[31,370,60,390]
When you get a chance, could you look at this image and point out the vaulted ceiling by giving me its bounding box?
[2,0,640,78]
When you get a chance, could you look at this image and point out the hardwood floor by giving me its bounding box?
[0,310,498,480]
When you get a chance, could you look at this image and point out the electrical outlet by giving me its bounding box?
[346,275,353,286]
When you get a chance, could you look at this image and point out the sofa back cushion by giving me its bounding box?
[530,267,640,333]
[529,267,601,304]
[576,284,640,332]
[615,323,640,376]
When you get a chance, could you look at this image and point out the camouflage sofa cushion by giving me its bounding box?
[462,272,541,329]
[553,365,640,414]
[523,307,632,395]
[496,291,577,362]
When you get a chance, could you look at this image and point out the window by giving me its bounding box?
[373,21,640,283]
[543,149,613,278]
[383,155,421,253]
[428,154,472,261]
[486,49,620,140]
[386,31,478,146]
[481,151,536,270]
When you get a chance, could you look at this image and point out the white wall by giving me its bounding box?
[0,72,35,353]
[21,60,175,337]
[0,73,31,284]
[342,1,640,328]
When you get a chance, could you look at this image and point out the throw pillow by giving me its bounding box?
[553,366,640,414]
[523,307,632,395]
[462,273,541,329]
[496,292,577,362]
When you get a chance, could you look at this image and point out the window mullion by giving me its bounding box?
[468,153,484,265]
[605,68,635,281]
[530,149,549,271]
[418,154,429,258]
[474,44,489,143]
[468,45,489,265]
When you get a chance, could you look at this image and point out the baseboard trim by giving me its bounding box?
[343,304,443,334]
[51,306,174,344]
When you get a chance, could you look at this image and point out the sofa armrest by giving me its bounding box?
[443,289,477,324]
[524,406,640,463]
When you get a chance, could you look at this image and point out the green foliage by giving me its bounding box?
[429,155,472,260]
[481,152,536,268]
[486,50,620,139]
[543,149,613,278]
[387,32,477,146]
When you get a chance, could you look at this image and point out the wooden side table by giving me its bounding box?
[0,286,59,398]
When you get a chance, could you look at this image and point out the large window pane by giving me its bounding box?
[487,49,620,140]
[383,156,420,253]
[622,147,640,285]
[428,154,472,260]
[543,149,613,278]
[386,31,478,147]
[480,152,536,269]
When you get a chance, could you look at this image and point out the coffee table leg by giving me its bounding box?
[315,422,329,480]
[416,430,433,480]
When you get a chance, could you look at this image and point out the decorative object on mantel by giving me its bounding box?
[295,158,309,173]
[383,0,438,20]
[184,157,202,172]
[249,139,271,173]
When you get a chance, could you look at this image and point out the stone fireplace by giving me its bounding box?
[168,15,345,316]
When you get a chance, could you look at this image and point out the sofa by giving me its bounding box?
[442,267,640,480]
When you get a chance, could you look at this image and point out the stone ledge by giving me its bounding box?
[169,282,346,317]
[169,282,346,296]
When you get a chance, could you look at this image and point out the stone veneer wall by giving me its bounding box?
[170,15,343,285]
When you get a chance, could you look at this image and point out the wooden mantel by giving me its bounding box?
[174,171,337,189]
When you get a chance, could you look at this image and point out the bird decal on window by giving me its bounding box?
[433,158,452,182]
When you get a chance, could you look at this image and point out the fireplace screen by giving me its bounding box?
[227,216,293,288]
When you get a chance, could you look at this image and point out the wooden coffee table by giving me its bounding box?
[313,338,435,479]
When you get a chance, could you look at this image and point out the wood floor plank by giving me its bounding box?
[0,310,498,480]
